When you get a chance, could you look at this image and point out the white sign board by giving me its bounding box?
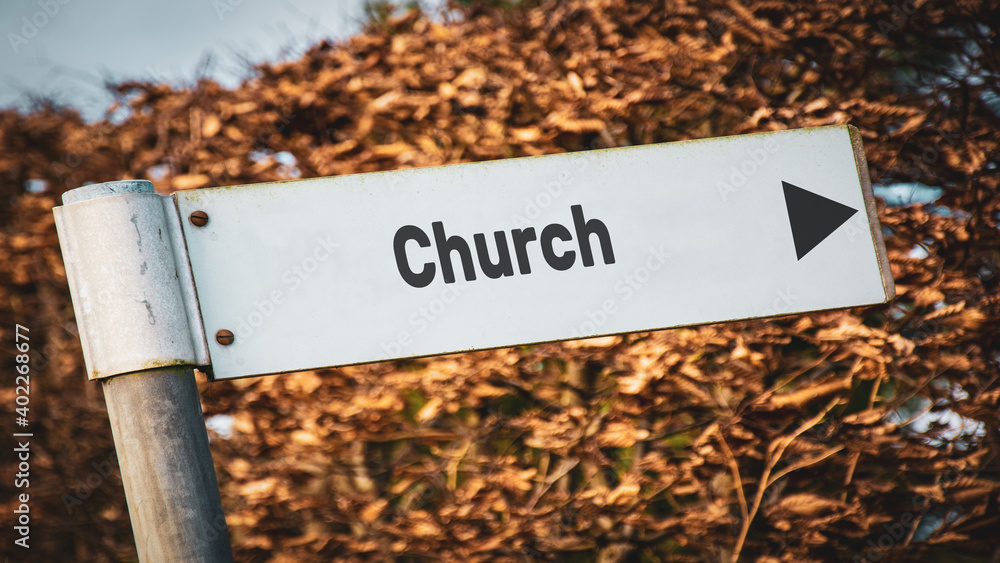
[175,125,894,380]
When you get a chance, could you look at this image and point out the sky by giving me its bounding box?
[1,0,441,121]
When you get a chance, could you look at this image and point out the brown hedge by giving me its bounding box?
[1,0,998,561]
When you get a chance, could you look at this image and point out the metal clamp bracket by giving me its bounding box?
[54,180,210,379]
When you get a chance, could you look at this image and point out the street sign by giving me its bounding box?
[174,124,893,379]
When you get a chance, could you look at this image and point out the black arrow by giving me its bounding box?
[782,181,858,260]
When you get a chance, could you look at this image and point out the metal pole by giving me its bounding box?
[60,181,233,562]
[103,369,232,562]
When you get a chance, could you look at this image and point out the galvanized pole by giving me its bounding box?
[102,369,233,562]
[56,181,233,562]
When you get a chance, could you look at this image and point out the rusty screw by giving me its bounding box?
[215,329,234,346]
[189,210,209,227]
